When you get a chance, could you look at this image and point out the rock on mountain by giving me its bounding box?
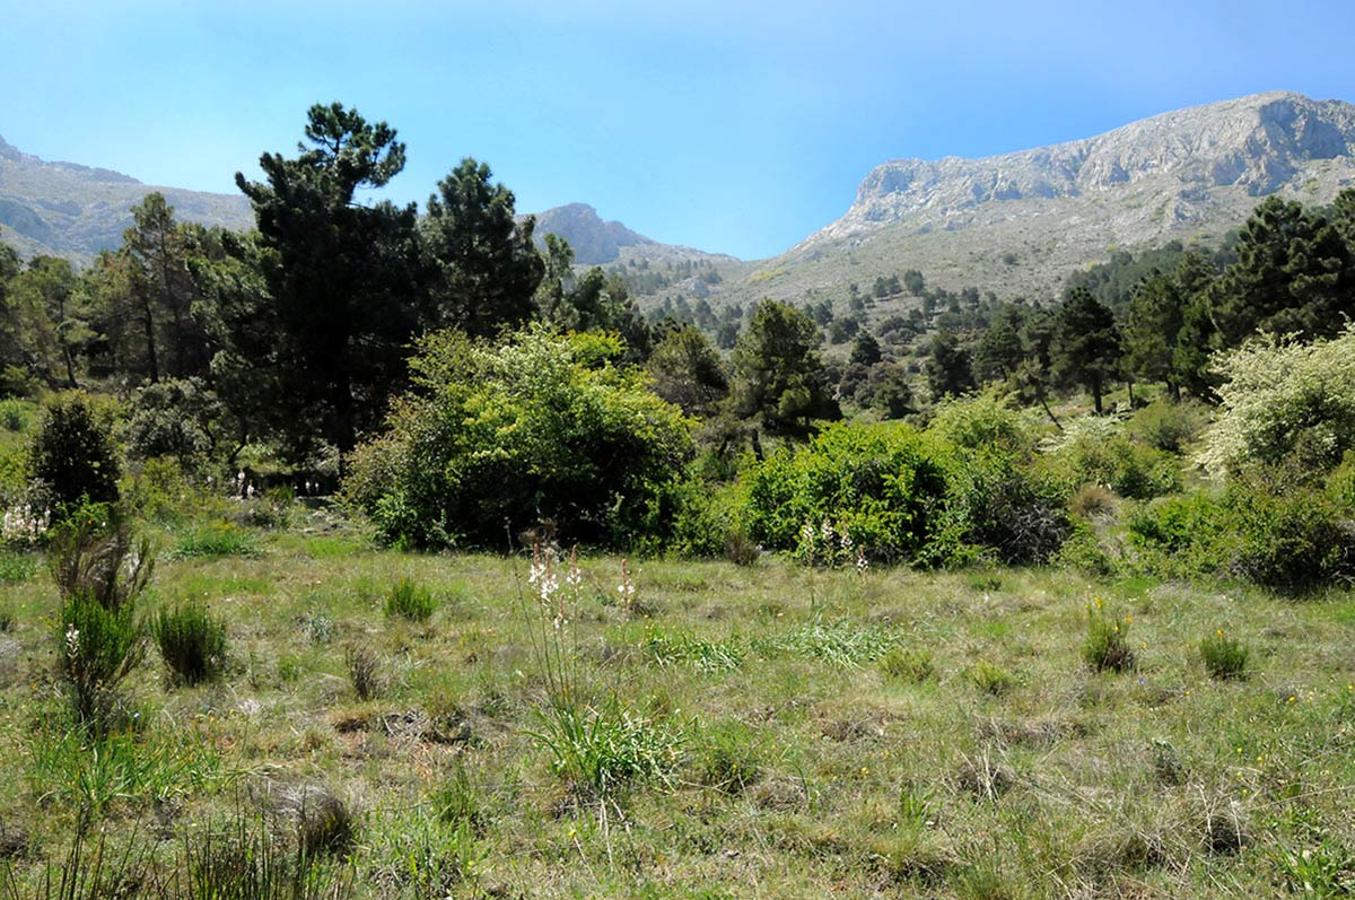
[0,134,252,264]
[713,91,1355,307]
[529,202,738,269]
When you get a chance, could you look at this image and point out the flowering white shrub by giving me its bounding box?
[2,503,50,546]
[1197,325,1355,476]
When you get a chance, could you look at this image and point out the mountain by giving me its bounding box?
[529,201,737,268]
[691,91,1355,309]
[0,134,252,264]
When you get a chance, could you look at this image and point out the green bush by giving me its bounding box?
[1223,479,1354,590]
[345,327,694,550]
[1199,629,1249,680]
[967,660,1015,696]
[29,393,122,513]
[929,393,1037,454]
[124,378,225,471]
[942,449,1070,564]
[667,477,750,561]
[1042,417,1180,500]
[0,398,32,433]
[385,577,436,623]
[57,590,144,731]
[1082,600,1135,672]
[151,601,227,686]
[171,521,259,558]
[744,422,950,564]
[879,647,936,683]
[1129,398,1208,453]
[1127,491,1227,576]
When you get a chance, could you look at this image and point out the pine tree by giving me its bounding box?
[1053,287,1121,414]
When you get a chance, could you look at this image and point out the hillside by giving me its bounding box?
[675,91,1355,310]
[529,201,739,271]
[0,134,252,264]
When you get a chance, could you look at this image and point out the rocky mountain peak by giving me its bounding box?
[530,202,655,265]
[813,91,1355,247]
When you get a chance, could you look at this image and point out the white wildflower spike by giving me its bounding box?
[65,625,80,659]
[617,557,636,610]
[566,546,583,592]
[856,546,869,574]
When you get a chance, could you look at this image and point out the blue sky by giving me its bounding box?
[3,0,1355,259]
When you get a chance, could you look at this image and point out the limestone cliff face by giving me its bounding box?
[809,92,1355,248]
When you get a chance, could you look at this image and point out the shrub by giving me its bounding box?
[345,327,694,550]
[384,578,436,623]
[29,393,122,513]
[57,590,144,731]
[1127,491,1228,577]
[1082,599,1135,672]
[1199,629,1249,680]
[344,645,381,701]
[171,521,259,559]
[1224,479,1355,590]
[123,377,225,471]
[1130,398,1208,453]
[929,393,1037,454]
[47,506,153,613]
[432,761,485,831]
[152,601,227,686]
[1042,417,1180,500]
[942,449,1070,564]
[691,723,761,793]
[966,660,1015,696]
[0,399,31,433]
[745,422,950,564]
[1198,326,1355,476]
[879,647,936,683]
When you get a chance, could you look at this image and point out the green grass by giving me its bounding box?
[1,529,1353,895]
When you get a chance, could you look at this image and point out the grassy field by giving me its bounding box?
[1,525,1353,897]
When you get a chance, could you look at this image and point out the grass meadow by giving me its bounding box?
[0,522,1352,897]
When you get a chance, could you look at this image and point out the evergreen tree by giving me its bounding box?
[422,157,543,336]
[232,101,423,459]
[732,301,839,436]
[973,304,1025,383]
[1053,287,1121,414]
[849,331,883,367]
[647,325,729,417]
[925,332,975,400]
[1211,196,1355,344]
[1122,270,1184,399]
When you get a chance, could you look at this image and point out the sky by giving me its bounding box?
[3,0,1355,259]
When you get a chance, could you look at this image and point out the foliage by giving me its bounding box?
[1198,326,1355,476]
[1082,599,1135,672]
[1222,478,1355,590]
[1199,629,1249,680]
[925,332,974,400]
[647,325,729,417]
[966,660,1015,696]
[879,647,936,683]
[1053,287,1121,414]
[384,577,436,623]
[942,448,1070,565]
[1042,416,1180,499]
[170,521,259,559]
[123,377,225,469]
[228,101,423,458]
[57,589,144,732]
[47,507,154,613]
[421,157,543,337]
[530,696,686,800]
[29,393,121,512]
[732,300,839,435]
[744,422,949,563]
[928,393,1036,455]
[345,644,382,701]
[151,600,228,686]
[1128,398,1208,453]
[345,326,694,550]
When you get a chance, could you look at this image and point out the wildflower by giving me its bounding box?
[617,557,637,610]
[65,625,80,659]
[820,518,834,544]
[566,546,583,593]
[855,546,869,574]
